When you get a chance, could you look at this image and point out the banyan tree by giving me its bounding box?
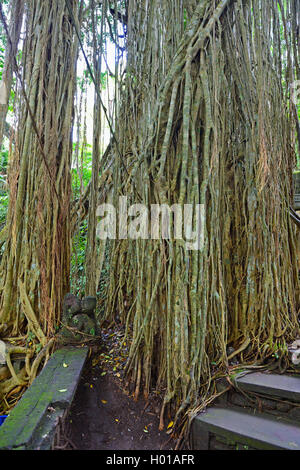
[0,0,80,338]
[0,0,299,436]
[103,0,300,429]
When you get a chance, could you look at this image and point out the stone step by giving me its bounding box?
[192,406,300,450]
[234,372,300,402]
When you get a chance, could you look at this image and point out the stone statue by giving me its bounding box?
[59,294,99,343]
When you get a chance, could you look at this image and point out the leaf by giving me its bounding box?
[101,400,108,404]
[167,421,174,429]
[63,363,69,368]
[58,389,67,393]
[101,372,107,376]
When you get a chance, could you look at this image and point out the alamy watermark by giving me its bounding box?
[96,197,205,251]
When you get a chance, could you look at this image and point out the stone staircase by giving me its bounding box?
[191,371,300,450]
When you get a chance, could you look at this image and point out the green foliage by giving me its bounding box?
[0,147,8,171]
[70,142,92,296]
[183,9,187,30]
[71,143,92,198]
[78,69,108,89]
[70,221,111,303]
[0,193,8,227]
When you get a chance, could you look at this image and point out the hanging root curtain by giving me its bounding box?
[0,0,80,410]
[104,0,300,429]
[0,0,80,337]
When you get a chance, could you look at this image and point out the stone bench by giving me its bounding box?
[0,346,88,450]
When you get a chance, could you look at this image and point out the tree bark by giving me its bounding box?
[0,0,80,337]
[0,0,24,149]
[105,0,300,422]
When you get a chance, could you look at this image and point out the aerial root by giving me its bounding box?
[0,338,56,413]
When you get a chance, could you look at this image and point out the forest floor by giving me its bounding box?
[57,326,176,451]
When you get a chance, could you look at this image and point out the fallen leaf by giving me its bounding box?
[167,421,174,429]
[101,400,108,404]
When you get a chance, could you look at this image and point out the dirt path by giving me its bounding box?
[62,328,176,451]
[67,367,174,450]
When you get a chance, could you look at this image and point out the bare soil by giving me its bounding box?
[61,327,176,451]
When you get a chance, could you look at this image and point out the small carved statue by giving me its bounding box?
[59,293,99,343]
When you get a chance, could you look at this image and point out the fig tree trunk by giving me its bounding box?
[0,0,80,338]
[104,0,300,428]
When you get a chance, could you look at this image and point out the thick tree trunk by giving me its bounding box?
[105,0,300,425]
[0,0,79,337]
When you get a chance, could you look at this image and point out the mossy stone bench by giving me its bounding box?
[0,346,88,450]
